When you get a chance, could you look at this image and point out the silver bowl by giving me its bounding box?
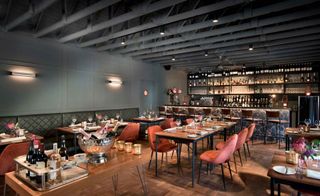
[78,136,115,164]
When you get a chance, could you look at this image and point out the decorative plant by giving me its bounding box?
[5,122,20,135]
[167,88,182,95]
[292,137,317,159]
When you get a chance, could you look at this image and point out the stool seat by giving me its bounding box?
[267,119,289,124]
[243,117,263,122]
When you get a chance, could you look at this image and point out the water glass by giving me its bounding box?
[304,119,311,127]
[88,116,93,123]
[176,119,181,127]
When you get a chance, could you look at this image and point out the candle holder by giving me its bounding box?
[133,144,142,155]
[125,142,133,153]
[117,140,125,151]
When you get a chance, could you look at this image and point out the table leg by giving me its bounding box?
[155,136,159,177]
[224,128,227,141]
[210,135,214,150]
[192,141,196,187]
[74,133,77,155]
[285,135,290,151]
[270,177,275,196]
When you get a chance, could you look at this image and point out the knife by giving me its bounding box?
[285,166,288,174]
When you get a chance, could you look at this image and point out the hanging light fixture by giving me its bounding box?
[121,37,126,45]
[248,44,254,51]
[305,85,311,96]
[212,19,219,23]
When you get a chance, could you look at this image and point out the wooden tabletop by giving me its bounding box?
[56,122,129,134]
[0,133,43,146]
[132,117,165,123]
[267,152,320,188]
[285,127,320,137]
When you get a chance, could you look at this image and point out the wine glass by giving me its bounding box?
[304,118,311,127]
[104,115,108,121]
[115,113,120,120]
[71,116,77,125]
[176,119,181,127]
[88,116,93,123]
[315,120,320,129]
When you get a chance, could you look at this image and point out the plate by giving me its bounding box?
[187,134,198,138]
[272,166,296,175]
[205,128,214,131]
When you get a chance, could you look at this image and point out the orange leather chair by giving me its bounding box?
[159,118,174,130]
[117,123,140,142]
[244,123,256,158]
[147,125,177,169]
[0,142,29,176]
[216,128,248,173]
[198,134,238,190]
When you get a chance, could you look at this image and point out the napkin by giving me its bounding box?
[199,131,208,135]
[0,136,26,143]
[306,169,320,180]
[69,123,81,127]
[87,126,101,130]
[165,128,176,133]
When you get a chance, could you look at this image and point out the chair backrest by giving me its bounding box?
[147,125,170,151]
[214,134,238,164]
[185,118,194,125]
[0,142,30,175]
[246,123,256,140]
[169,121,177,128]
[236,128,248,150]
[117,123,140,142]
[241,110,253,118]
[160,118,174,130]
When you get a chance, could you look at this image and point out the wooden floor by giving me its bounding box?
[1,139,305,196]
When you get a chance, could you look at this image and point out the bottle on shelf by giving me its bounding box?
[59,135,68,162]
[48,143,62,184]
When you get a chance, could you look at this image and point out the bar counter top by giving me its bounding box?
[163,104,291,110]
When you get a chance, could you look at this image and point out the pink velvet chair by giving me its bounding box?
[216,128,248,173]
[147,125,177,168]
[244,123,256,157]
[117,123,140,142]
[198,134,238,190]
[0,142,30,176]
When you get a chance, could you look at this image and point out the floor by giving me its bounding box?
[1,139,303,196]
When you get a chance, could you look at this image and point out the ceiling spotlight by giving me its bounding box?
[204,51,208,56]
[160,26,165,35]
[171,56,176,61]
[121,38,126,45]
[212,19,219,23]
[248,44,254,51]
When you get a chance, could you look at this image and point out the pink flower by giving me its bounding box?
[198,115,203,121]
[292,137,306,154]
[172,88,177,94]
[6,122,15,130]
[96,113,103,120]
[178,89,182,94]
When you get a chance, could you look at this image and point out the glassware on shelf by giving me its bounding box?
[304,118,311,127]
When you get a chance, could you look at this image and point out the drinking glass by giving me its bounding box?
[176,119,181,127]
[71,117,77,125]
[116,113,120,120]
[304,118,311,127]
[104,115,108,121]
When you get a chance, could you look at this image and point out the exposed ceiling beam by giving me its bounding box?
[35,0,121,37]
[135,26,320,60]
[79,0,247,47]
[123,10,320,56]
[5,0,58,31]
[59,0,187,43]
[100,0,319,52]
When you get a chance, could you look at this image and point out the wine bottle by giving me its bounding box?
[26,135,35,177]
[35,143,46,184]
[48,143,62,184]
[29,140,39,181]
[59,135,68,162]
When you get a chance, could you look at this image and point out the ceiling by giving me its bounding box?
[0,0,320,71]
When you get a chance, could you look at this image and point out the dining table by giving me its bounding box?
[56,122,129,154]
[0,132,43,149]
[267,151,320,196]
[155,121,236,187]
[285,127,320,150]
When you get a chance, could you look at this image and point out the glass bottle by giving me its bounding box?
[59,135,68,162]
[49,143,62,184]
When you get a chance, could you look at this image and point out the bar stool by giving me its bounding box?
[188,107,198,118]
[166,107,173,118]
[172,107,187,119]
[266,111,289,149]
[159,106,166,116]
[241,110,263,142]
[221,108,231,120]
[203,108,212,117]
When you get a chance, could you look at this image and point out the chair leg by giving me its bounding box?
[148,151,154,169]
[238,149,243,166]
[246,142,251,157]
[220,164,226,190]
[187,143,190,160]
[3,183,7,196]
[243,144,247,161]
[198,160,202,184]
[233,153,238,173]
[166,152,168,163]
[227,161,233,181]
[171,149,174,159]
[161,153,164,165]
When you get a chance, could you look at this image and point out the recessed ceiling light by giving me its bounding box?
[248,44,254,51]
[171,56,176,61]
[121,41,125,45]
[204,51,208,56]
[212,19,219,23]
[160,32,165,35]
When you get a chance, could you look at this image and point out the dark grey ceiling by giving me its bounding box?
[0,0,320,71]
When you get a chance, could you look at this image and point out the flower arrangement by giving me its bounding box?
[5,122,20,136]
[292,137,318,159]
[167,88,182,95]
[95,113,103,120]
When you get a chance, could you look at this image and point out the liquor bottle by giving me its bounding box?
[35,143,47,184]
[26,135,35,177]
[48,143,62,184]
[300,74,304,82]
[29,140,39,181]
[306,73,311,82]
[59,135,68,162]
[313,72,317,82]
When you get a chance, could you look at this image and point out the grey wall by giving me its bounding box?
[0,32,165,116]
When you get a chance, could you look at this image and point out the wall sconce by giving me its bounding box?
[305,85,311,96]
[107,79,122,87]
[143,89,148,96]
[11,71,36,78]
